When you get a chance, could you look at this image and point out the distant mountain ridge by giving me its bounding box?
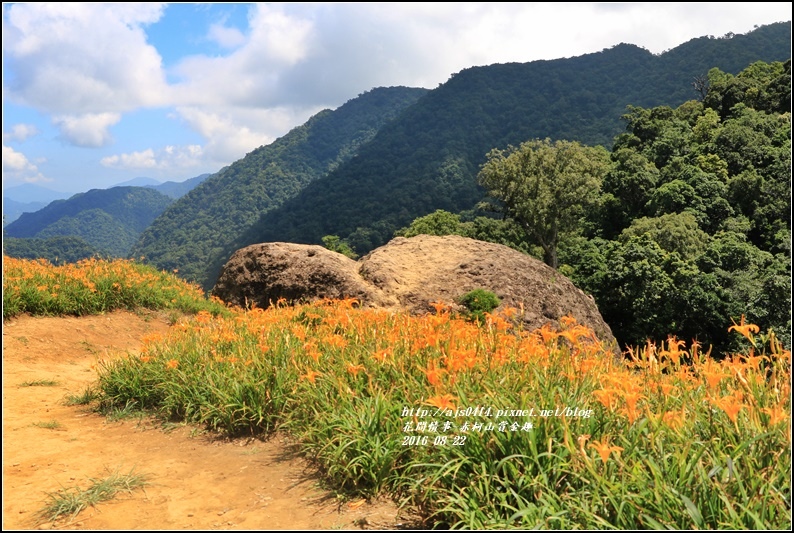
[3,183,72,204]
[113,177,162,188]
[146,173,212,199]
[4,186,174,257]
[2,173,211,227]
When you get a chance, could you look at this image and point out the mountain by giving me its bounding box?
[3,184,73,226]
[113,177,162,188]
[132,86,429,288]
[4,186,174,257]
[148,173,212,199]
[3,183,72,204]
[113,174,212,197]
[3,198,50,227]
[242,22,791,255]
[134,21,791,291]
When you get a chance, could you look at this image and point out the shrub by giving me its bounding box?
[458,288,501,323]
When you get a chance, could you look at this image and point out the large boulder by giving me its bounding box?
[209,242,389,309]
[212,235,616,345]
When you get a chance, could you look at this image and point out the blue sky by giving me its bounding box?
[2,2,791,194]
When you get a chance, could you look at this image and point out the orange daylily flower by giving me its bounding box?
[425,394,457,411]
[661,409,685,430]
[728,315,760,345]
[589,436,624,463]
[761,404,789,427]
[346,363,366,377]
[499,306,519,319]
[560,315,578,328]
[701,367,728,390]
[593,388,619,410]
[429,301,450,315]
[621,390,645,413]
[422,362,447,388]
[301,370,322,384]
[710,394,744,424]
[742,353,768,371]
[660,336,686,366]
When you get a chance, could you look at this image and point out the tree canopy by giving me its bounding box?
[478,139,611,268]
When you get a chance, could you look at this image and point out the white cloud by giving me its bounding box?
[4,2,791,186]
[174,105,301,164]
[53,113,121,148]
[101,148,157,169]
[3,2,170,114]
[2,144,49,183]
[101,144,204,171]
[2,123,39,143]
[207,21,246,49]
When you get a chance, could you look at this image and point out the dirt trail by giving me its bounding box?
[2,310,413,530]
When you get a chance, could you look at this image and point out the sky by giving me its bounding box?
[2,2,792,195]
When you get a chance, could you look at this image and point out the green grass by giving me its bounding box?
[37,468,150,523]
[2,256,229,320]
[63,386,99,406]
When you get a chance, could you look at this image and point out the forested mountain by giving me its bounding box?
[3,186,173,257]
[239,22,790,257]
[132,86,428,288]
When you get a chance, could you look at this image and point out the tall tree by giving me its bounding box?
[478,138,611,268]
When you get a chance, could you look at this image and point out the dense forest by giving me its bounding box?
[397,59,792,353]
[4,187,174,257]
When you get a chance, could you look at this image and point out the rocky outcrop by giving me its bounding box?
[209,242,388,309]
[212,235,616,345]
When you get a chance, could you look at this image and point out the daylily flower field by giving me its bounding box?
[4,257,790,529]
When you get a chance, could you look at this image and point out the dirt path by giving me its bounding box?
[2,310,413,530]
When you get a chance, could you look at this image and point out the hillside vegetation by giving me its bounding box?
[2,235,105,264]
[131,86,428,289]
[4,258,789,529]
[4,187,173,257]
[243,22,791,254]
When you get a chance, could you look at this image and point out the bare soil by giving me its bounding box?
[2,310,416,530]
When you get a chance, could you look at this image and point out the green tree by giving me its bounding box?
[394,209,472,238]
[321,235,358,259]
[619,212,710,260]
[477,138,611,268]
